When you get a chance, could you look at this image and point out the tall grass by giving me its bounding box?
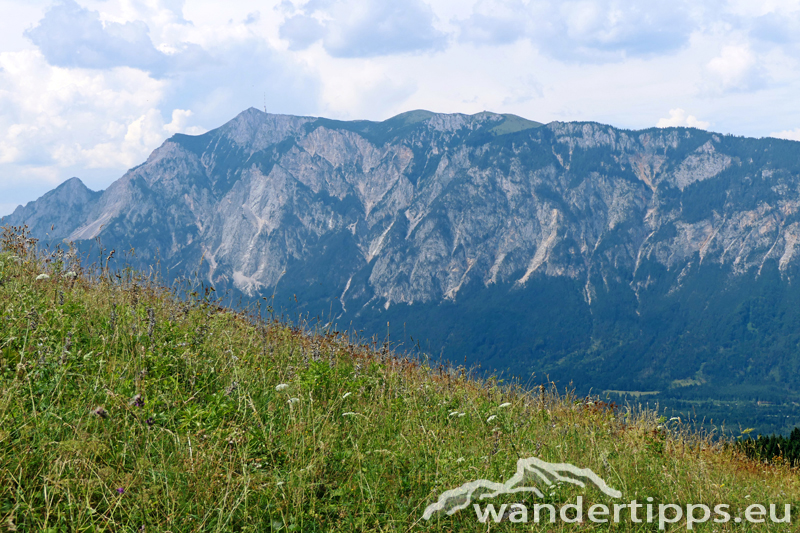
[1,226,799,531]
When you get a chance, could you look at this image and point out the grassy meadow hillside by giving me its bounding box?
[1,225,799,531]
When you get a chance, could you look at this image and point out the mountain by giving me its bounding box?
[7,107,800,433]
[5,177,101,238]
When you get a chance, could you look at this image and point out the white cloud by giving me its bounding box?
[457,0,698,62]
[750,9,800,44]
[1,1,319,163]
[0,49,173,169]
[770,128,800,141]
[457,0,526,45]
[164,109,205,135]
[279,0,447,57]
[0,0,324,213]
[705,44,764,92]
[656,109,710,129]
[24,0,207,76]
[60,108,206,169]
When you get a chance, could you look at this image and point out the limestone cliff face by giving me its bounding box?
[5,177,100,241]
[7,108,800,316]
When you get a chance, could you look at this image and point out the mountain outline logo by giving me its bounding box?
[422,456,622,520]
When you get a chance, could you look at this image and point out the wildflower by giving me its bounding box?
[36,274,50,281]
[116,487,125,495]
[342,412,358,417]
[499,402,512,409]
[92,406,109,419]
[458,412,466,417]
[669,416,681,422]
[287,398,299,404]
[449,411,459,417]
[275,383,289,391]
[342,392,352,399]
[14,362,27,380]
[487,415,498,423]
[65,271,77,278]
[225,381,239,396]
[145,417,154,426]
[456,457,465,463]
[128,394,144,408]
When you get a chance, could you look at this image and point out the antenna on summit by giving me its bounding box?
[263,93,267,114]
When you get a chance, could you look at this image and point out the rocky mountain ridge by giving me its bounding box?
[7,108,800,434]
[10,109,800,307]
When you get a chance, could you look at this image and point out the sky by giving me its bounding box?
[3,0,800,216]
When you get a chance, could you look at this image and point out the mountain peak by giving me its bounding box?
[375,109,543,136]
[218,108,316,152]
[2,177,99,240]
[58,176,92,193]
[385,109,437,125]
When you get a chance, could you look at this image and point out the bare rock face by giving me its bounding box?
[5,177,100,241]
[8,108,800,411]
[7,109,800,304]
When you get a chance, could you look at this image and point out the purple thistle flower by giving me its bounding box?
[117,487,125,494]
[129,394,144,408]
